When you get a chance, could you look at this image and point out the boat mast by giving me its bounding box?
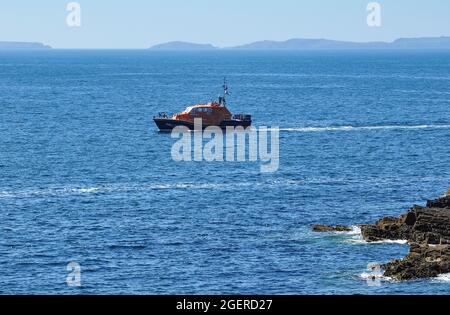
[220,78,229,106]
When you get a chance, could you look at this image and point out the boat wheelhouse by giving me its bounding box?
[154,80,252,131]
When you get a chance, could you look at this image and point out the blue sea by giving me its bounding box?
[1,50,450,294]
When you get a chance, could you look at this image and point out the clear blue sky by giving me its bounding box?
[1,0,449,48]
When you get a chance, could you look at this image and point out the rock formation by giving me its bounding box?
[312,224,352,232]
[360,203,450,244]
[313,191,450,281]
[383,243,450,280]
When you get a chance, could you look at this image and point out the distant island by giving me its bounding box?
[149,37,450,51]
[3,37,449,51]
[0,41,52,50]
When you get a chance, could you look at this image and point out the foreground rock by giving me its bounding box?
[427,194,450,209]
[313,191,450,281]
[359,204,450,244]
[383,243,450,280]
[312,224,352,232]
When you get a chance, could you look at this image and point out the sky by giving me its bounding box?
[0,0,449,49]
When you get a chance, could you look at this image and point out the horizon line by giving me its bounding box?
[2,35,450,50]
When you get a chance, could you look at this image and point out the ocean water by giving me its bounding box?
[0,50,450,294]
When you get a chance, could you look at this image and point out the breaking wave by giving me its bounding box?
[348,239,409,245]
[434,273,450,282]
[345,226,362,236]
[344,232,409,245]
[324,226,362,236]
[359,272,393,282]
[341,227,409,245]
[315,225,408,245]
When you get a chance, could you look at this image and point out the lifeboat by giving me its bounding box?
[154,80,252,131]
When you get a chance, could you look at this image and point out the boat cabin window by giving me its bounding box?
[189,108,213,115]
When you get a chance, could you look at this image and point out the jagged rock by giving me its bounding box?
[359,206,450,244]
[383,243,450,280]
[313,190,450,280]
[359,215,411,242]
[312,224,352,232]
[427,195,450,209]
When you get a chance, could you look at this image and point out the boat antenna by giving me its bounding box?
[221,77,229,106]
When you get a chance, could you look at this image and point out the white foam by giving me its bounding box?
[326,225,362,236]
[70,187,99,194]
[360,272,386,280]
[347,238,408,245]
[337,226,409,245]
[434,273,450,282]
[395,89,450,95]
[374,239,409,245]
[0,181,260,199]
[150,182,256,190]
[346,226,362,236]
[0,191,13,198]
[359,272,394,282]
[275,124,450,133]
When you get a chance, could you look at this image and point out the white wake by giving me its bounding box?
[276,124,450,133]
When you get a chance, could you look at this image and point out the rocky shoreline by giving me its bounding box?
[313,189,450,281]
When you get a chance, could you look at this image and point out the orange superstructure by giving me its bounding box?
[154,80,252,131]
[172,102,232,126]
